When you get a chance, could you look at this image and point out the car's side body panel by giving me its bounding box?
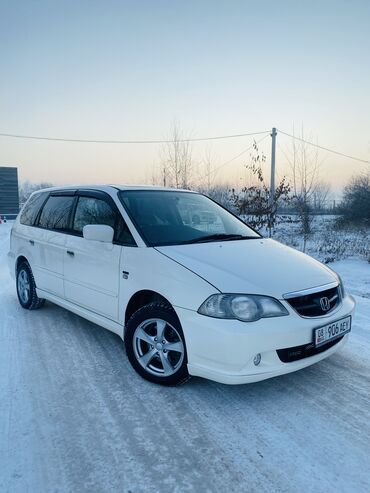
[36,287,124,336]
[34,228,66,298]
[11,223,66,298]
[118,246,219,323]
[64,234,122,320]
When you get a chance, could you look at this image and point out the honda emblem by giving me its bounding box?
[320,297,330,311]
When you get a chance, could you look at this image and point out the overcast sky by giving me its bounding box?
[0,0,369,190]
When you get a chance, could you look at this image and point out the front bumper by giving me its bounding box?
[175,294,355,385]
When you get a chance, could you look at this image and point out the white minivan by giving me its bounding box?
[8,185,355,385]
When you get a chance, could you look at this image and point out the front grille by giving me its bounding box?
[276,336,343,363]
[286,286,340,317]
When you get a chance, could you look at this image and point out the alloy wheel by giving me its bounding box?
[17,269,31,305]
[133,318,185,377]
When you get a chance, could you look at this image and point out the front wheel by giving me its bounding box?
[16,261,45,310]
[125,302,189,386]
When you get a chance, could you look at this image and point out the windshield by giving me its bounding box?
[119,190,260,247]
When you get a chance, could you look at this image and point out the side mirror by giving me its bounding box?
[83,224,114,243]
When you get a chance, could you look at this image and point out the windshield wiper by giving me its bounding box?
[182,234,257,244]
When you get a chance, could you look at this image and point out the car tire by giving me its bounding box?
[125,302,190,386]
[16,261,45,310]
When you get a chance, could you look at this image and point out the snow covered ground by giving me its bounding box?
[1,221,370,493]
[248,214,370,264]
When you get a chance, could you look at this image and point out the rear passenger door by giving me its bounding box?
[33,193,75,298]
[16,191,48,287]
[64,191,134,321]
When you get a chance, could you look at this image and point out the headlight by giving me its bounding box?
[198,294,289,322]
[325,266,346,298]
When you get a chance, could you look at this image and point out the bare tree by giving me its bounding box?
[312,182,332,212]
[288,128,321,251]
[149,162,163,186]
[207,183,235,210]
[200,145,217,193]
[159,121,193,189]
[19,181,54,204]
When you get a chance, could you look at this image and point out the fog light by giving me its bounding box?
[253,353,261,366]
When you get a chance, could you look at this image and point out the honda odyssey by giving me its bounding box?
[8,185,355,385]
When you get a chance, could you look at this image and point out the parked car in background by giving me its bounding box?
[8,185,355,385]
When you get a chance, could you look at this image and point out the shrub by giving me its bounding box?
[338,174,370,226]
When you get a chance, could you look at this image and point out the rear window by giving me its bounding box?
[38,195,75,231]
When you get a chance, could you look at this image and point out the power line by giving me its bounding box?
[278,129,370,165]
[276,141,293,164]
[202,133,270,180]
[0,130,270,145]
[2,125,368,166]
[2,126,368,166]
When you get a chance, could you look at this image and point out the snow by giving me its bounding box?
[1,221,369,493]
[248,214,370,264]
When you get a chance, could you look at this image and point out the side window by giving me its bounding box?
[73,197,116,234]
[20,192,47,226]
[38,196,75,231]
[73,196,136,245]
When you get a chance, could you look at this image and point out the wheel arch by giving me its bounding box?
[16,255,29,272]
[125,290,179,328]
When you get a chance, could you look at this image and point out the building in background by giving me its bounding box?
[0,167,19,219]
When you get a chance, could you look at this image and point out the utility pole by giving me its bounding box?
[269,127,277,206]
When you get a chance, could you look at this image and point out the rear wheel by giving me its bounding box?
[125,302,189,386]
[16,261,45,310]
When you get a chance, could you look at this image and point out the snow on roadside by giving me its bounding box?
[334,258,370,299]
[251,214,370,264]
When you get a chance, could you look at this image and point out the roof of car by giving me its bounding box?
[33,184,196,194]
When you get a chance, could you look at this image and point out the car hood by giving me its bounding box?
[156,238,337,299]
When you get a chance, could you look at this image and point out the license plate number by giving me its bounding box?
[314,316,351,347]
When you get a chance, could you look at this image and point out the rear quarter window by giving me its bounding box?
[19,192,47,226]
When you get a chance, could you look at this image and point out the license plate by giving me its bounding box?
[314,316,351,347]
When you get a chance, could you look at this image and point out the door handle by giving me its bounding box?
[66,250,75,257]
[29,240,35,245]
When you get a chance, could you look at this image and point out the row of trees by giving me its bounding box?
[152,123,339,250]
[153,122,370,249]
[19,181,53,205]
[154,123,332,203]
[20,123,370,246]
[339,174,370,226]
